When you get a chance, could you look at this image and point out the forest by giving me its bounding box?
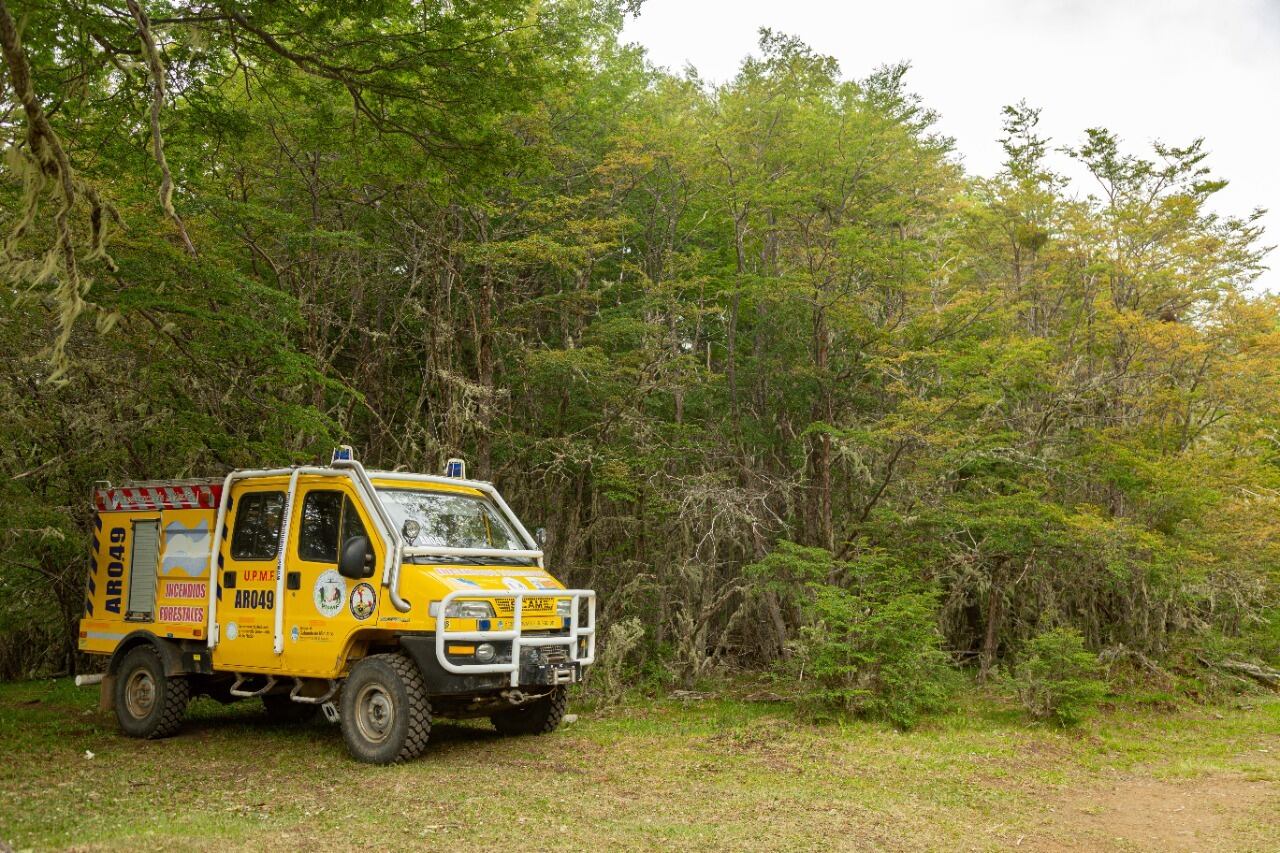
[2,0,1277,724]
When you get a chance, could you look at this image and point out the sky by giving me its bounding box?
[621,0,1280,292]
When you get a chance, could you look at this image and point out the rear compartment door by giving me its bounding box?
[124,519,160,620]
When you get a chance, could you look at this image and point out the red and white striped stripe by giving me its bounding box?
[94,482,223,512]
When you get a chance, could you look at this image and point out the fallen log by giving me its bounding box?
[1198,656,1280,689]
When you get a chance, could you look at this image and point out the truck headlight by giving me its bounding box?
[445,600,495,619]
[556,598,573,617]
[475,643,496,663]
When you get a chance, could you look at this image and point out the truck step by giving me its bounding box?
[228,674,277,698]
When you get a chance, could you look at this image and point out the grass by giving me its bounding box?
[1,678,1277,851]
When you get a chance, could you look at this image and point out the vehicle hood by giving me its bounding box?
[402,562,566,594]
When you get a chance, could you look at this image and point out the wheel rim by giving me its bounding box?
[124,669,157,719]
[354,683,395,744]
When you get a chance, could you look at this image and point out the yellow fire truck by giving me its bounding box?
[78,449,595,763]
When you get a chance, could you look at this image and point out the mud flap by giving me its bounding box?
[99,675,116,713]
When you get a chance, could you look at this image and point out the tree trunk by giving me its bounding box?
[808,303,833,550]
[979,562,1004,681]
[475,265,495,477]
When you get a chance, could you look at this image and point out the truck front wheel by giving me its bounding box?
[491,686,568,736]
[339,654,431,764]
[113,645,190,739]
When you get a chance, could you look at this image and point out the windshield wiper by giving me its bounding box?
[405,554,483,565]
[405,553,534,567]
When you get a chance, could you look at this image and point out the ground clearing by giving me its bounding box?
[1,680,1276,851]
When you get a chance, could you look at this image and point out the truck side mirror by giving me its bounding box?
[339,535,374,579]
[534,527,548,547]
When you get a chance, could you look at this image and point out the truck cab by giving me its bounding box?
[79,451,595,763]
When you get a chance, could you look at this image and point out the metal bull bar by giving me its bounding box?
[434,588,596,687]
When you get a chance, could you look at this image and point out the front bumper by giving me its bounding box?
[399,634,585,695]
[431,588,596,687]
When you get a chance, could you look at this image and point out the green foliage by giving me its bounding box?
[1250,615,1280,666]
[0,5,1276,699]
[1011,628,1107,726]
[750,542,954,728]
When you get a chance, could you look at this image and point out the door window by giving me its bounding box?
[298,490,368,563]
[230,492,285,560]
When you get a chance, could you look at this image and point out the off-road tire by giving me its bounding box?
[262,692,318,723]
[113,645,189,739]
[339,653,431,764]
[490,686,568,736]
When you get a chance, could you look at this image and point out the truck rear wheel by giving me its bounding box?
[340,654,431,764]
[114,645,189,739]
[491,686,568,736]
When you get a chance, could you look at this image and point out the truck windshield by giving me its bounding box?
[376,489,524,556]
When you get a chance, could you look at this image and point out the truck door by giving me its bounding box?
[282,483,380,676]
[215,486,285,671]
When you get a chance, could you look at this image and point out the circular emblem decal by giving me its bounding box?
[290,625,300,643]
[350,583,377,621]
[313,569,346,618]
[225,621,239,641]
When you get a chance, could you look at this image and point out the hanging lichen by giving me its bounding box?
[126,0,197,256]
[0,1,118,384]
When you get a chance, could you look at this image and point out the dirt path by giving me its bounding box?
[1027,774,1278,852]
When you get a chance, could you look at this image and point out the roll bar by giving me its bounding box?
[206,466,380,652]
[332,460,411,613]
[345,467,544,615]
[205,467,293,651]
[205,461,543,651]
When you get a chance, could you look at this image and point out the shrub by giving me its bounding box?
[586,617,646,705]
[750,542,954,728]
[1012,627,1106,726]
